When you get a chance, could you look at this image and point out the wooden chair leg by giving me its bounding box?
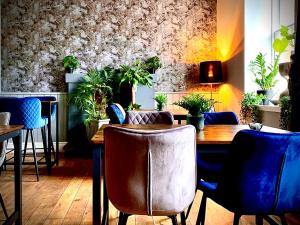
[196,194,207,225]
[0,193,8,219]
[256,215,263,225]
[185,202,193,219]
[30,130,39,181]
[233,213,241,225]
[170,215,178,225]
[23,130,29,163]
[118,212,124,225]
[120,213,129,225]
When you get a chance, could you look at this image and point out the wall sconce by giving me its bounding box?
[199,61,223,111]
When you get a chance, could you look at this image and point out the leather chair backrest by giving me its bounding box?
[204,111,239,125]
[125,111,174,125]
[0,97,46,129]
[216,130,300,214]
[104,125,196,216]
[0,112,11,167]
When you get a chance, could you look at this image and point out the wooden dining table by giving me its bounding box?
[90,124,288,225]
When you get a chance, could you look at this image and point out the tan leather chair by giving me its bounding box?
[125,111,174,124]
[104,125,196,225]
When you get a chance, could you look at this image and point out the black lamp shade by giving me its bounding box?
[199,61,223,84]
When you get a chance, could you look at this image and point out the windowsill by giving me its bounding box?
[258,105,280,113]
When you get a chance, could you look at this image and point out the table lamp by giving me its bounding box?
[199,61,223,111]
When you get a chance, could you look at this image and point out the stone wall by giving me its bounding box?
[1,0,217,92]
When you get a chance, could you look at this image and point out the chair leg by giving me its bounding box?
[180,211,187,225]
[170,215,178,225]
[23,130,29,163]
[279,214,288,225]
[256,215,263,225]
[185,201,193,219]
[233,213,241,225]
[118,213,129,225]
[0,193,8,219]
[30,130,39,181]
[196,194,207,225]
[118,212,124,225]
[41,127,48,161]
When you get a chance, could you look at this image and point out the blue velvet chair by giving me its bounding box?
[196,129,300,225]
[106,103,126,124]
[0,97,48,181]
[204,112,239,125]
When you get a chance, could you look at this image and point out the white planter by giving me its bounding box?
[86,119,110,141]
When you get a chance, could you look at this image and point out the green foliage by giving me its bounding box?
[144,56,162,72]
[249,25,294,90]
[240,93,265,124]
[279,96,291,130]
[173,93,212,116]
[69,69,112,125]
[249,53,280,90]
[63,55,80,70]
[154,93,167,111]
[120,60,153,89]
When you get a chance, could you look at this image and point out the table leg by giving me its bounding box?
[93,144,102,225]
[12,131,22,225]
[56,103,59,166]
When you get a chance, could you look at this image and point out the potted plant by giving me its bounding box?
[69,68,112,139]
[240,92,265,124]
[144,56,162,74]
[120,60,153,109]
[63,55,80,73]
[249,25,290,105]
[174,93,211,131]
[279,96,291,130]
[154,93,167,111]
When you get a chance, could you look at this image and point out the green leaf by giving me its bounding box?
[272,38,289,54]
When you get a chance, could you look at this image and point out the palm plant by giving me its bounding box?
[154,93,167,111]
[69,69,112,125]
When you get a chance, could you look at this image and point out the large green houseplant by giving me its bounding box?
[69,69,112,139]
[249,25,291,105]
[174,93,212,131]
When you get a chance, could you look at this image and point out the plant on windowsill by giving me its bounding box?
[143,56,162,74]
[174,93,212,131]
[249,25,292,105]
[63,55,80,73]
[154,93,167,111]
[69,68,112,139]
[240,92,265,124]
[279,96,291,130]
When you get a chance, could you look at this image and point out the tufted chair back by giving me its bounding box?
[0,112,11,167]
[125,111,174,124]
[204,111,239,125]
[104,125,196,217]
[0,97,47,129]
[215,129,300,214]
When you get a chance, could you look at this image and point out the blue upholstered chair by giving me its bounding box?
[0,97,48,181]
[204,112,239,125]
[196,130,300,225]
[106,103,126,124]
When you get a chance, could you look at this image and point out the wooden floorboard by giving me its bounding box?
[0,157,300,225]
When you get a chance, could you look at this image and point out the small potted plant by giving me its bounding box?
[174,93,211,131]
[240,92,265,124]
[144,56,162,74]
[249,25,290,105]
[69,69,112,140]
[63,55,80,73]
[154,93,167,111]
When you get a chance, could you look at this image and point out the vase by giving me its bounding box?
[86,118,110,141]
[186,114,205,132]
[257,90,273,105]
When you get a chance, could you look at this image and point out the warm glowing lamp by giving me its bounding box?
[199,61,223,111]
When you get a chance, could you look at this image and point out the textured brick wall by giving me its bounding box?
[1,0,217,92]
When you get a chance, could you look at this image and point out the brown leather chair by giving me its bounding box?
[125,111,174,124]
[104,125,196,225]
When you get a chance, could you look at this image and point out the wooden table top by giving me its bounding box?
[91,124,288,145]
[0,125,23,136]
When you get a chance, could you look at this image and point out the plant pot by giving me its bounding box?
[65,68,74,73]
[186,114,205,132]
[86,119,110,141]
[257,90,273,105]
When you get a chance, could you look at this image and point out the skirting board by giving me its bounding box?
[7,142,67,153]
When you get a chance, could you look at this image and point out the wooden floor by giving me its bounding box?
[0,157,300,225]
